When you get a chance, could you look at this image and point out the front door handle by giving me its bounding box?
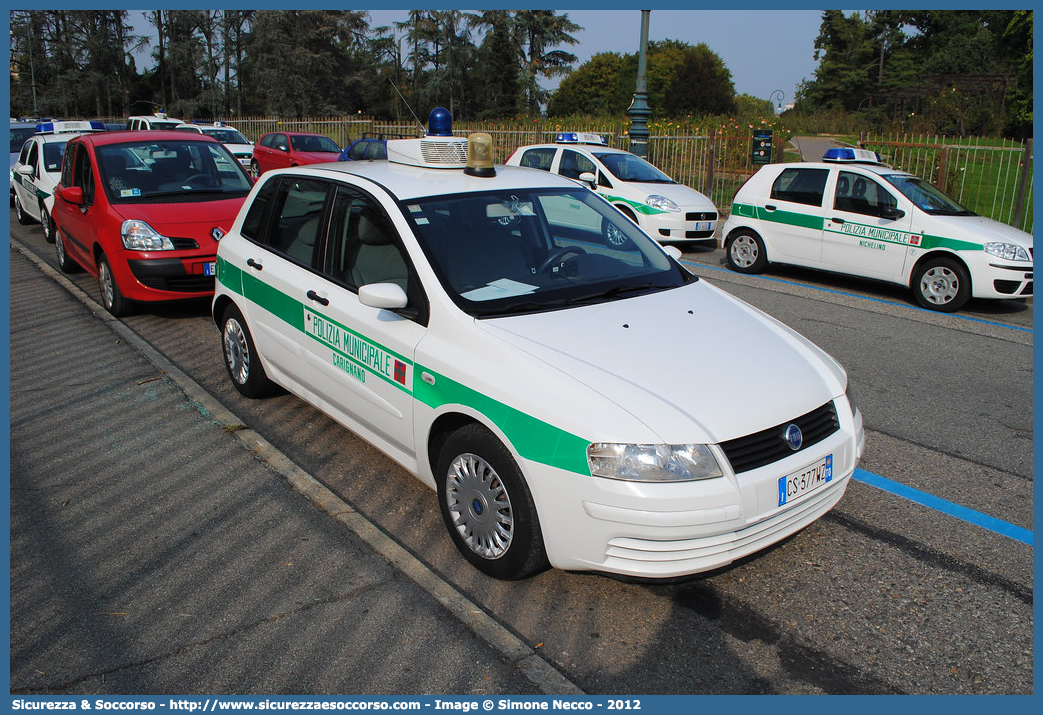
[831,218,845,224]
[306,290,329,306]
[765,204,777,212]
[246,258,263,271]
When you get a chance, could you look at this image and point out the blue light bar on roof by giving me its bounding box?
[555,132,608,146]
[823,147,883,164]
[35,120,105,135]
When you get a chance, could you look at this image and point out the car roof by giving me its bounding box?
[74,130,221,147]
[517,142,630,156]
[266,161,586,201]
[263,131,331,138]
[772,160,912,178]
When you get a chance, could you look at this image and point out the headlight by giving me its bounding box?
[588,443,723,482]
[984,242,1031,262]
[121,220,175,251]
[645,194,681,212]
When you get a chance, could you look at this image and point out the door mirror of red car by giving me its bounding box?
[276,143,289,152]
[59,186,85,205]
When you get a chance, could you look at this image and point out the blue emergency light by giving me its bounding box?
[555,132,608,146]
[823,147,883,164]
[427,107,453,137]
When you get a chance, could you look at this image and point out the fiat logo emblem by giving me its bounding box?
[784,424,803,451]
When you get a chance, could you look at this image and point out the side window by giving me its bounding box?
[324,187,409,293]
[74,145,95,204]
[240,177,278,241]
[349,141,367,161]
[258,134,272,148]
[519,148,555,171]
[61,142,76,187]
[557,150,597,180]
[263,178,330,265]
[770,167,829,207]
[274,134,289,151]
[26,142,39,174]
[366,142,386,160]
[18,141,31,165]
[833,171,898,217]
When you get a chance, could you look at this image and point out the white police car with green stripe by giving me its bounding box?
[213,109,863,580]
[506,132,719,247]
[722,147,1033,312]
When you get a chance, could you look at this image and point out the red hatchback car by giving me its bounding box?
[51,130,253,316]
[250,131,341,178]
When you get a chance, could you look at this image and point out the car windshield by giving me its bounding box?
[42,141,69,173]
[883,174,975,216]
[290,134,340,153]
[202,128,251,145]
[149,120,183,130]
[408,188,695,317]
[593,152,675,184]
[96,139,253,202]
[10,126,35,153]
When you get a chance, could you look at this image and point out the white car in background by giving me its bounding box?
[175,122,254,168]
[506,132,719,247]
[721,147,1033,312]
[11,120,105,241]
[211,109,863,581]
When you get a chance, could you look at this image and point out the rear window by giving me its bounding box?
[770,168,829,207]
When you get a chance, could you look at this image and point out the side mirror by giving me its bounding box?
[359,282,408,310]
[277,144,290,152]
[16,165,34,177]
[578,171,597,188]
[59,186,85,205]
[662,245,683,260]
[879,206,905,220]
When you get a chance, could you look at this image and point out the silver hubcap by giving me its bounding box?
[731,235,758,267]
[55,232,66,263]
[42,210,52,239]
[605,222,626,246]
[920,266,959,305]
[14,196,23,220]
[445,453,513,559]
[99,261,115,308]
[223,318,251,385]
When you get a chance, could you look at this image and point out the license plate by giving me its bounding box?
[778,454,833,506]
[204,262,217,276]
[696,222,709,231]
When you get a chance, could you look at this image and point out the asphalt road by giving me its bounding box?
[8,214,1033,695]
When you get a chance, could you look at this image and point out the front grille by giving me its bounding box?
[720,401,839,474]
[1024,282,1033,295]
[138,275,215,293]
[685,230,715,238]
[685,212,717,222]
[994,279,1021,295]
[171,237,199,250]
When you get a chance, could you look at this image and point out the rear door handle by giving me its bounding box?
[246,258,263,271]
[306,290,329,306]
[831,218,845,224]
[765,204,777,212]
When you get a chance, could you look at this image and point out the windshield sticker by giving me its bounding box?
[461,278,539,302]
[120,188,142,197]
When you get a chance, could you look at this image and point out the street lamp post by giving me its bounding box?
[627,10,652,158]
[770,89,785,114]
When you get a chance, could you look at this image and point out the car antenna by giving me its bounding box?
[387,77,426,136]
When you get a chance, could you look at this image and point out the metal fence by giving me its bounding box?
[860,134,1033,233]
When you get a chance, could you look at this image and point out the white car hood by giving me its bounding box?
[924,214,1033,250]
[612,181,715,211]
[480,279,845,445]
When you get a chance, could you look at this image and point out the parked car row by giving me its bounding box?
[12,109,1028,583]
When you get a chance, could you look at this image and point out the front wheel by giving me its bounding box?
[249,160,261,180]
[913,257,970,312]
[14,194,33,225]
[725,230,768,274]
[98,254,132,317]
[437,424,548,580]
[220,304,279,398]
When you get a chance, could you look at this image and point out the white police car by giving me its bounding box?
[213,109,863,580]
[506,132,719,247]
[11,120,105,242]
[127,112,184,131]
[175,122,254,168]
[722,147,1034,312]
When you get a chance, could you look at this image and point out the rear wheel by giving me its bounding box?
[725,230,768,274]
[220,303,279,398]
[249,160,260,180]
[40,203,55,242]
[437,424,548,580]
[913,256,970,312]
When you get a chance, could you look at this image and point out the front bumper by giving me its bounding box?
[964,252,1033,299]
[646,209,718,242]
[121,255,217,300]
[524,401,863,578]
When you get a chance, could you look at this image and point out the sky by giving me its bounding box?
[366,9,824,107]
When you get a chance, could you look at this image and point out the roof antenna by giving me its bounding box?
[387,77,425,136]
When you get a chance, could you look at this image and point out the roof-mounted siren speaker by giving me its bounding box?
[387,107,469,169]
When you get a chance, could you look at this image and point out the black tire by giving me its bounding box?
[220,303,279,398]
[912,256,970,312]
[14,193,33,225]
[54,229,82,274]
[436,424,548,580]
[249,160,260,180]
[40,203,55,243]
[725,230,768,274]
[97,254,132,317]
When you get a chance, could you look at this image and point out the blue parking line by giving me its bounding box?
[681,259,1032,334]
[852,468,1033,545]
